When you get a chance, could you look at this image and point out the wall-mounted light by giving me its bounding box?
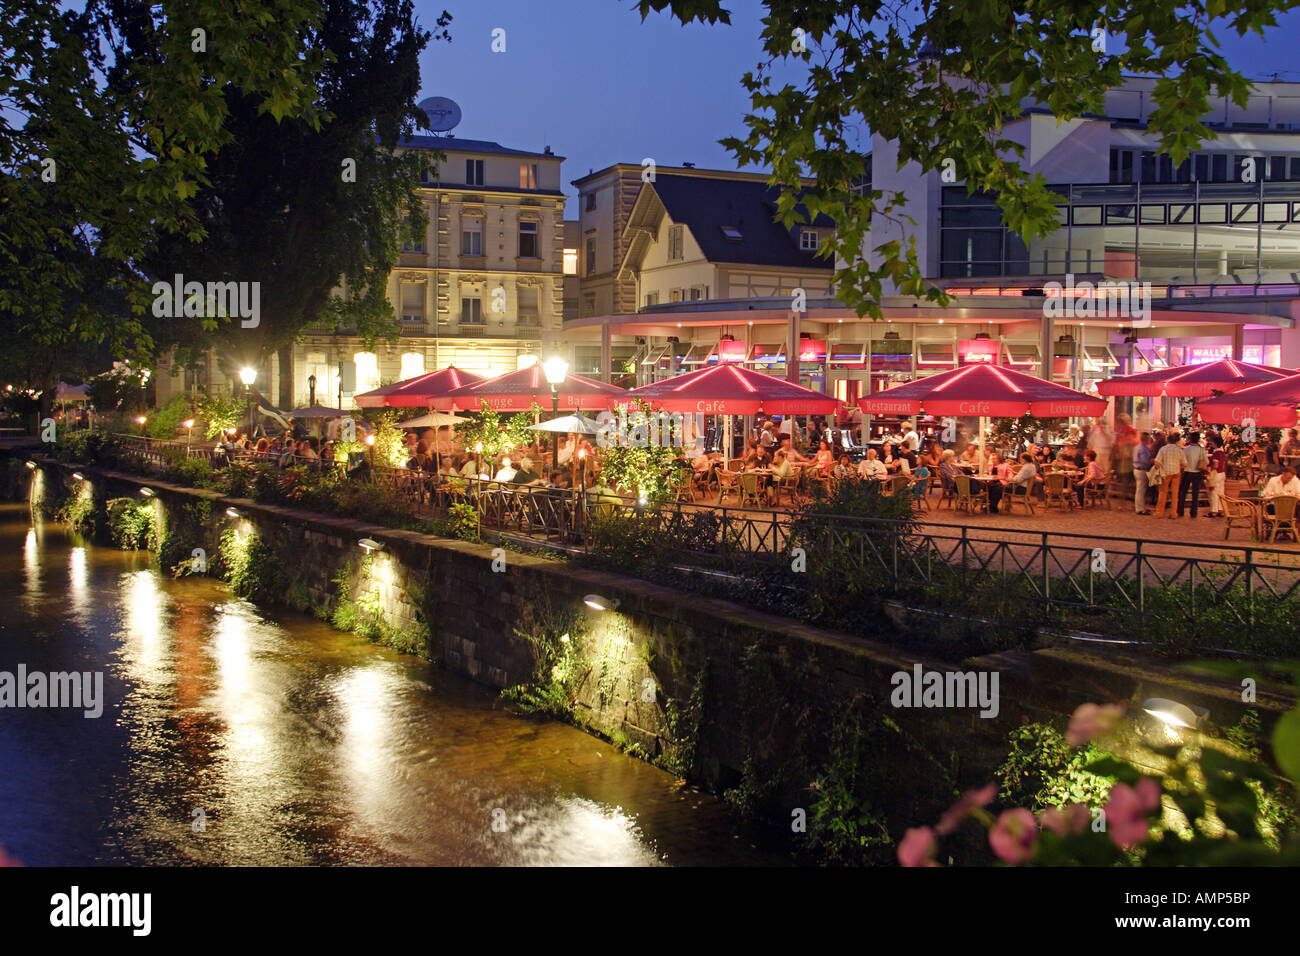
[72,472,84,481]
[1140,697,1208,745]
[583,594,620,612]
[139,487,155,497]
[24,460,36,470]
[359,538,384,553]
[226,507,241,518]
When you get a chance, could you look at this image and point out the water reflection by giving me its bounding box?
[0,505,784,867]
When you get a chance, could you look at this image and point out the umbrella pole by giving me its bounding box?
[979,415,988,473]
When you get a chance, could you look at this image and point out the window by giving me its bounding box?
[353,352,380,392]
[520,163,538,189]
[466,159,484,186]
[721,226,743,240]
[461,297,483,325]
[689,286,706,300]
[669,289,682,302]
[402,230,425,253]
[668,224,684,260]
[581,293,595,318]
[517,288,540,326]
[518,220,539,258]
[400,283,424,325]
[800,230,819,251]
[585,192,597,211]
[645,292,659,307]
[461,219,482,256]
[400,352,425,381]
[585,235,596,274]
[562,248,578,275]
[420,165,434,185]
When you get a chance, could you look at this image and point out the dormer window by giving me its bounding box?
[720,226,743,241]
[800,229,820,251]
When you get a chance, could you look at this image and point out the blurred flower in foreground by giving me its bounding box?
[1066,703,1126,746]
[989,809,1038,864]
[936,783,997,835]
[897,826,938,867]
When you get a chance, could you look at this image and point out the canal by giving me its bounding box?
[0,504,785,866]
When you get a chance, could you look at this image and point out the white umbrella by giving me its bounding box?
[527,414,602,435]
[400,411,469,429]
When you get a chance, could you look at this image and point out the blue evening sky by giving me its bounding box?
[413,0,1300,215]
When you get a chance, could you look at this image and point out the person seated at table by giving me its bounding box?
[492,456,518,482]
[779,436,811,464]
[741,439,761,467]
[832,453,855,482]
[405,449,431,471]
[770,449,795,481]
[1261,465,1300,512]
[857,448,886,480]
[989,452,1013,482]
[1281,429,1300,458]
[882,442,911,475]
[546,469,570,489]
[1011,453,1041,498]
[510,456,540,484]
[752,446,773,470]
[937,448,963,488]
[1074,449,1106,506]
[920,440,942,473]
[813,439,835,474]
[460,455,481,479]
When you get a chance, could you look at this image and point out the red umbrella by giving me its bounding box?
[354,366,484,408]
[628,364,840,415]
[437,365,627,412]
[1095,359,1294,398]
[859,364,1107,418]
[1197,373,1300,428]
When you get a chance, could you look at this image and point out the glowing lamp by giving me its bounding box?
[583,594,620,612]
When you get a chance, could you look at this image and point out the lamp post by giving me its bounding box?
[239,367,257,438]
[182,418,195,453]
[543,356,569,472]
[308,373,317,406]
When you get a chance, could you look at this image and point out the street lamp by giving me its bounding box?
[308,374,317,406]
[543,356,569,471]
[182,418,195,451]
[239,367,257,437]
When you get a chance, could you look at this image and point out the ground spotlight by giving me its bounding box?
[24,460,35,470]
[583,594,620,612]
[226,507,241,518]
[139,487,155,497]
[1140,697,1208,744]
[359,538,384,553]
[72,472,84,481]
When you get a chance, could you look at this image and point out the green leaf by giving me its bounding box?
[1272,708,1300,781]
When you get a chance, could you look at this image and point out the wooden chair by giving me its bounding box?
[1262,494,1300,543]
[953,474,988,514]
[937,474,956,509]
[1043,471,1073,510]
[1083,472,1113,509]
[726,458,745,472]
[1221,496,1257,541]
[716,469,741,505]
[910,475,932,511]
[1006,482,1037,516]
[673,470,695,503]
[738,472,764,508]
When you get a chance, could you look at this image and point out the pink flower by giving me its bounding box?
[1066,703,1126,746]
[936,782,998,835]
[898,826,938,867]
[1038,802,1091,837]
[988,808,1038,865]
[1104,778,1161,848]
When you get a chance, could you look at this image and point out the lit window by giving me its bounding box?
[562,248,578,275]
[520,163,538,189]
[353,352,380,392]
[400,352,425,380]
[668,224,684,260]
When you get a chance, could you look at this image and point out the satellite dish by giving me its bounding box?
[419,96,462,133]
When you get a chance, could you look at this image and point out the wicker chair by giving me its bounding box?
[1006,482,1037,516]
[1083,472,1113,509]
[883,474,912,496]
[738,472,764,508]
[953,474,988,514]
[1043,471,1072,510]
[716,469,741,505]
[1262,494,1300,543]
[1221,496,1257,541]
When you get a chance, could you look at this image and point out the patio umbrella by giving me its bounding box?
[1095,359,1294,398]
[55,382,90,403]
[526,414,602,435]
[1197,372,1300,428]
[630,365,839,460]
[399,411,469,429]
[859,364,1107,464]
[354,366,484,408]
[437,365,627,413]
[288,404,348,418]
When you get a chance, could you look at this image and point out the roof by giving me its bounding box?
[628,174,836,270]
[398,135,562,159]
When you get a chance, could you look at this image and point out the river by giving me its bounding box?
[0,504,785,866]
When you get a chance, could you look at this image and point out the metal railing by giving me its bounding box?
[103,435,1300,625]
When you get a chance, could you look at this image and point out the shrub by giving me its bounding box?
[217,527,285,604]
[105,497,158,551]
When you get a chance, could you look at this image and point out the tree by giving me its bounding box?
[0,0,327,416]
[638,1,1297,317]
[123,0,450,408]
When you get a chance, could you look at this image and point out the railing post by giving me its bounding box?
[1245,547,1254,627]
[1041,531,1050,610]
[960,525,968,591]
[1136,539,1144,616]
